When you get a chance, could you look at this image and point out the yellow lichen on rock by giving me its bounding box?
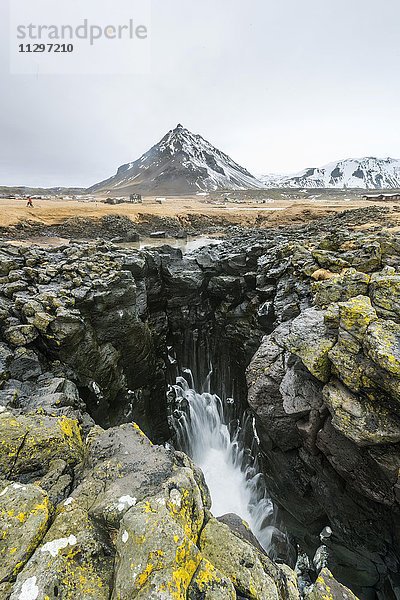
[305,568,359,600]
[0,482,51,582]
[188,558,236,599]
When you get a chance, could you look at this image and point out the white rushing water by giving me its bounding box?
[171,371,274,551]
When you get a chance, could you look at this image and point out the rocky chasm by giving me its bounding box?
[0,209,400,599]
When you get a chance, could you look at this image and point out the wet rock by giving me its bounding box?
[0,343,13,385]
[208,275,245,300]
[8,347,42,381]
[316,419,399,505]
[162,257,204,306]
[247,327,302,451]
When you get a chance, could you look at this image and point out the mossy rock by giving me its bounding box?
[10,501,113,600]
[342,241,382,274]
[11,501,113,600]
[369,269,400,321]
[113,502,202,600]
[328,333,365,392]
[313,269,370,308]
[0,481,51,583]
[323,380,400,446]
[3,325,38,347]
[311,250,350,273]
[200,518,279,600]
[338,296,377,342]
[305,568,359,600]
[188,558,236,599]
[285,309,336,383]
[0,412,84,482]
[364,318,400,377]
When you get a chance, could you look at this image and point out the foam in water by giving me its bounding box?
[171,370,274,552]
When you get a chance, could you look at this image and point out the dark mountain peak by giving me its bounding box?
[89,125,265,194]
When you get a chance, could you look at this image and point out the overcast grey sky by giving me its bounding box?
[1,0,399,187]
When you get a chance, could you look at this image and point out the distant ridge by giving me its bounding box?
[260,157,400,189]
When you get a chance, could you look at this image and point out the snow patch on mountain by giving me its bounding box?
[89,124,265,194]
[261,157,400,189]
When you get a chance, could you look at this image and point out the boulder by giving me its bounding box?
[113,502,201,600]
[323,380,400,446]
[370,269,400,321]
[312,250,350,273]
[364,318,400,377]
[188,558,236,599]
[3,325,38,347]
[313,269,370,308]
[10,501,113,600]
[285,308,336,382]
[0,412,84,483]
[337,296,377,342]
[72,423,175,529]
[199,518,280,600]
[0,481,51,583]
[305,568,359,600]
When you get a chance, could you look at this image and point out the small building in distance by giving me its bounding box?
[363,193,400,202]
[103,194,142,205]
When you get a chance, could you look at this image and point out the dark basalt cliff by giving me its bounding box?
[1,208,400,599]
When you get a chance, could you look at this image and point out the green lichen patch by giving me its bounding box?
[306,568,359,600]
[0,413,84,481]
[10,503,112,600]
[364,319,400,377]
[0,481,51,583]
[200,518,279,600]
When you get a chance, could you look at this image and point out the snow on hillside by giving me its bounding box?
[90,124,265,194]
[261,157,400,189]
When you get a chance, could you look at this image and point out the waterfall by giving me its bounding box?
[170,368,275,552]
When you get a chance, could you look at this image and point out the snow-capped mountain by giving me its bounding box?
[261,157,400,189]
[89,124,265,195]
